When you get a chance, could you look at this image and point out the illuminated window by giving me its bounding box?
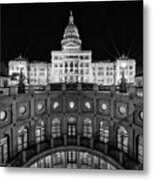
[52,152,64,167]
[100,121,109,143]
[83,118,92,138]
[52,118,60,138]
[0,110,7,121]
[100,159,107,169]
[140,111,143,120]
[37,103,43,111]
[35,120,45,143]
[85,102,91,109]
[137,135,143,164]
[101,103,107,111]
[0,136,9,164]
[19,106,26,114]
[69,101,75,109]
[53,102,59,109]
[18,126,28,152]
[67,151,76,163]
[80,152,92,166]
[117,126,128,153]
[67,117,76,136]
[119,106,126,115]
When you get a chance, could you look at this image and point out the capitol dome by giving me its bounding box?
[61,11,82,51]
[63,11,80,39]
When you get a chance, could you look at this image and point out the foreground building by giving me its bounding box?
[0,83,143,169]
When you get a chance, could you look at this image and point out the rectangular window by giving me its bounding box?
[129,71,133,76]
[67,151,76,163]
[129,66,133,70]
[36,127,45,143]
[52,119,61,138]
[83,119,92,138]
[85,63,89,67]
[80,69,84,75]
[54,56,58,60]
[0,137,8,164]
[54,64,58,68]
[68,124,76,136]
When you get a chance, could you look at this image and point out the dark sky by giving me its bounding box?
[0,1,143,68]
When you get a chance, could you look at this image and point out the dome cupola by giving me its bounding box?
[61,11,82,51]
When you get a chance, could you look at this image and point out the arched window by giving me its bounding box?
[117,126,128,153]
[100,121,109,143]
[137,135,143,164]
[67,117,76,136]
[35,120,45,143]
[18,126,28,152]
[0,135,9,164]
[52,118,61,138]
[83,118,92,138]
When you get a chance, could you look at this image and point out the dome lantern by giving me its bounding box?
[61,11,82,51]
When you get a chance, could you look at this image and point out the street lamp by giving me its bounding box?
[119,61,127,93]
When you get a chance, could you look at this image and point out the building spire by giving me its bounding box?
[69,10,74,24]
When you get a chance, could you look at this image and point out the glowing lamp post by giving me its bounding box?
[119,61,127,93]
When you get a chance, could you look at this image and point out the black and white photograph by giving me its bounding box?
[0,0,143,170]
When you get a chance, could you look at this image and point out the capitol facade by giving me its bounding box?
[8,11,136,86]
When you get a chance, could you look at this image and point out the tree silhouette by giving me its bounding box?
[18,69,25,94]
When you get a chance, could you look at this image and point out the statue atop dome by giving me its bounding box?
[69,11,74,24]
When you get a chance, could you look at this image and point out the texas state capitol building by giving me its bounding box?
[0,11,143,170]
[8,11,136,86]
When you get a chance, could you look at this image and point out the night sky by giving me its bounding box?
[0,1,143,69]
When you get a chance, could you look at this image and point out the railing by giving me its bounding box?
[4,137,142,170]
[0,83,143,97]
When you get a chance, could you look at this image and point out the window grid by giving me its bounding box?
[99,121,109,143]
[35,121,45,143]
[83,119,92,138]
[138,135,143,164]
[68,124,76,136]
[117,126,128,153]
[81,152,92,166]
[67,151,76,163]
[52,119,61,138]
[52,152,64,166]
[18,127,28,152]
[0,137,8,164]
